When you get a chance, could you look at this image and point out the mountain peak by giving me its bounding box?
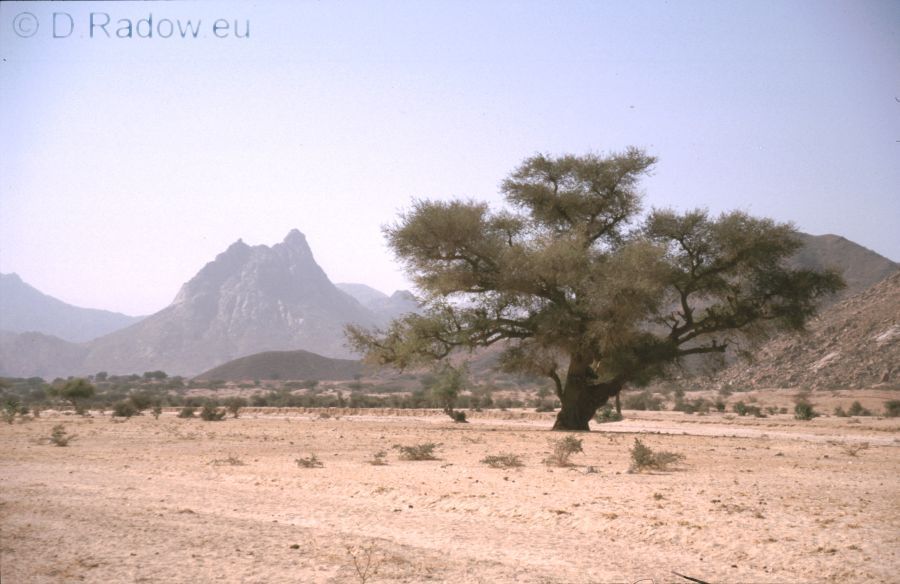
[283,228,307,246]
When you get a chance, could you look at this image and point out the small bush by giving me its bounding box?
[200,403,226,421]
[794,402,818,421]
[481,453,524,468]
[393,442,439,461]
[367,450,388,466]
[151,404,163,419]
[622,390,664,411]
[295,454,324,468]
[842,442,869,457]
[594,404,623,423]
[734,401,765,417]
[112,401,138,418]
[177,406,196,418]
[885,400,900,417]
[847,401,872,416]
[629,438,684,472]
[544,435,583,467]
[224,396,248,418]
[49,424,75,447]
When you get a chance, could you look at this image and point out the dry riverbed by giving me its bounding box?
[1,407,898,583]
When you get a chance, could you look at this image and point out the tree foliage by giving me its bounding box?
[347,150,844,430]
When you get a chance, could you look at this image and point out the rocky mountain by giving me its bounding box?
[77,230,377,376]
[0,273,142,342]
[196,349,365,382]
[336,283,420,325]
[791,234,898,301]
[707,271,900,390]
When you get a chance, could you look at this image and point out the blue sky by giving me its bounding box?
[1,0,898,315]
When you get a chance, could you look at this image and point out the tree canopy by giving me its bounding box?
[347,150,843,430]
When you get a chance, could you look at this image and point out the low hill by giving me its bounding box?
[196,349,365,382]
[707,271,900,390]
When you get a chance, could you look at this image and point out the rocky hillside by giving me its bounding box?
[0,273,142,342]
[709,271,900,390]
[792,233,898,301]
[196,349,364,382]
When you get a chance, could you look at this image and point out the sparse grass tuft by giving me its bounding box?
[629,438,684,472]
[210,454,245,466]
[543,435,583,467]
[295,454,324,468]
[841,442,869,457]
[367,450,388,466]
[481,453,524,468]
[393,442,440,461]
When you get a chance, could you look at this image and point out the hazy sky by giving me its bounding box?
[1,0,898,316]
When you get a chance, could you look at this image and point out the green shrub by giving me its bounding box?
[885,400,900,417]
[594,404,623,423]
[543,435,583,467]
[848,401,872,416]
[224,396,248,418]
[393,442,440,461]
[200,403,226,421]
[177,406,196,418]
[794,401,818,421]
[629,438,684,472]
[112,401,138,418]
[481,453,524,468]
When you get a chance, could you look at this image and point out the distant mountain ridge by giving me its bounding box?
[0,273,143,342]
[0,229,894,380]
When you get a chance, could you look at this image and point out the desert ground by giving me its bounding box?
[2,393,898,583]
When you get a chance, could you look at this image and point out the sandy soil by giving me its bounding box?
[1,405,898,583]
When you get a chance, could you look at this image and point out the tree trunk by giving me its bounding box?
[552,358,623,431]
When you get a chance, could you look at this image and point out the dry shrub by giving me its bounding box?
[481,453,524,468]
[543,435,583,467]
[629,438,684,472]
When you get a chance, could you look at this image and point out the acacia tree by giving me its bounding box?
[347,150,843,430]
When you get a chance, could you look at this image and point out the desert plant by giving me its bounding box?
[2,398,20,424]
[393,442,439,461]
[841,442,869,457]
[543,435,583,467]
[49,424,75,446]
[295,454,324,468]
[346,543,381,584]
[210,454,245,466]
[151,403,163,419]
[847,401,872,416]
[224,396,248,418]
[200,403,226,421]
[367,450,388,466]
[885,400,900,417]
[621,390,664,411]
[594,404,623,423]
[178,406,196,418]
[794,401,818,420]
[112,400,138,418]
[629,438,684,472]
[481,453,524,468]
